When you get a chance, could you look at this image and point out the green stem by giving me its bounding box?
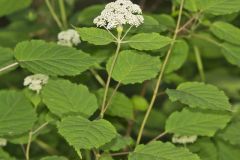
[136,0,185,145]
[59,0,67,29]
[25,131,32,160]
[102,82,121,114]
[45,0,63,30]
[0,62,18,73]
[194,46,205,82]
[35,139,59,155]
[90,69,106,87]
[100,30,122,119]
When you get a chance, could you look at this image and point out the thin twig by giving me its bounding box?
[102,82,121,114]
[100,31,122,119]
[110,151,129,157]
[45,0,63,30]
[90,69,106,87]
[136,0,185,145]
[194,46,205,81]
[32,122,49,135]
[121,25,133,41]
[0,62,18,73]
[148,132,167,143]
[59,0,68,29]
[104,26,118,41]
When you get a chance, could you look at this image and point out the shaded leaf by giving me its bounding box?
[211,21,240,45]
[58,116,116,150]
[166,82,232,111]
[14,40,96,76]
[0,0,32,16]
[0,90,37,136]
[129,141,200,160]
[166,109,231,136]
[42,79,98,118]
[107,50,161,84]
[77,27,115,45]
[128,33,171,51]
[221,43,240,67]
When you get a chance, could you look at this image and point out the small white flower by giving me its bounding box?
[57,29,81,47]
[0,138,7,147]
[93,0,144,29]
[24,74,49,94]
[172,135,197,144]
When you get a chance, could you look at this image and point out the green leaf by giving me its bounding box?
[218,120,240,146]
[0,0,32,16]
[129,141,200,160]
[216,140,240,160]
[131,95,149,111]
[41,156,68,160]
[96,88,134,119]
[0,47,17,74]
[107,50,161,84]
[128,33,172,51]
[58,116,117,150]
[101,134,133,151]
[75,5,104,26]
[0,90,37,136]
[188,138,218,160]
[165,109,231,136]
[153,14,176,31]
[42,79,98,118]
[221,43,240,67]
[132,15,160,33]
[196,0,240,15]
[210,21,240,45]
[99,154,113,160]
[0,148,15,160]
[14,40,96,76]
[165,40,189,73]
[166,82,232,111]
[77,27,115,45]
[176,0,198,12]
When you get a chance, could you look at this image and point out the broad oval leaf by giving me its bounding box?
[14,40,96,76]
[210,21,240,45]
[221,43,240,67]
[197,0,240,15]
[128,33,172,51]
[58,116,117,150]
[218,120,240,146]
[165,40,189,73]
[165,109,231,136]
[107,50,161,84]
[0,90,37,136]
[42,79,98,118]
[77,27,115,45]
[129,141,200,160]
[0,0,32,16]
[96,88,134,119]
[166,82,232,111]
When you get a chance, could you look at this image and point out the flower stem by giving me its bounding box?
[0,62,18,73]
[136,0,185,145]
[90,69,106,87]
[45,0,63,30]
[194,46,205,81]
[59,0,68,29]
[100,33,122,118]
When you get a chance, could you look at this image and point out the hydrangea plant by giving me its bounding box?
[0,0,240,160]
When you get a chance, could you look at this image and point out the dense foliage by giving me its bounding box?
[0,0,240,160]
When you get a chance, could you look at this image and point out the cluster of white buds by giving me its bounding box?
[0,138,7,147]
[24,74,49,94]
[93,0,144,29]
[172,135,197,144]
[57,29,81,47]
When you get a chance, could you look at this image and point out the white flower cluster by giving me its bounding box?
[57,29,81,47]
[24,74,49,94]
[172,135,197,144]
[0,138,7,147]
[93,0,144,29]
